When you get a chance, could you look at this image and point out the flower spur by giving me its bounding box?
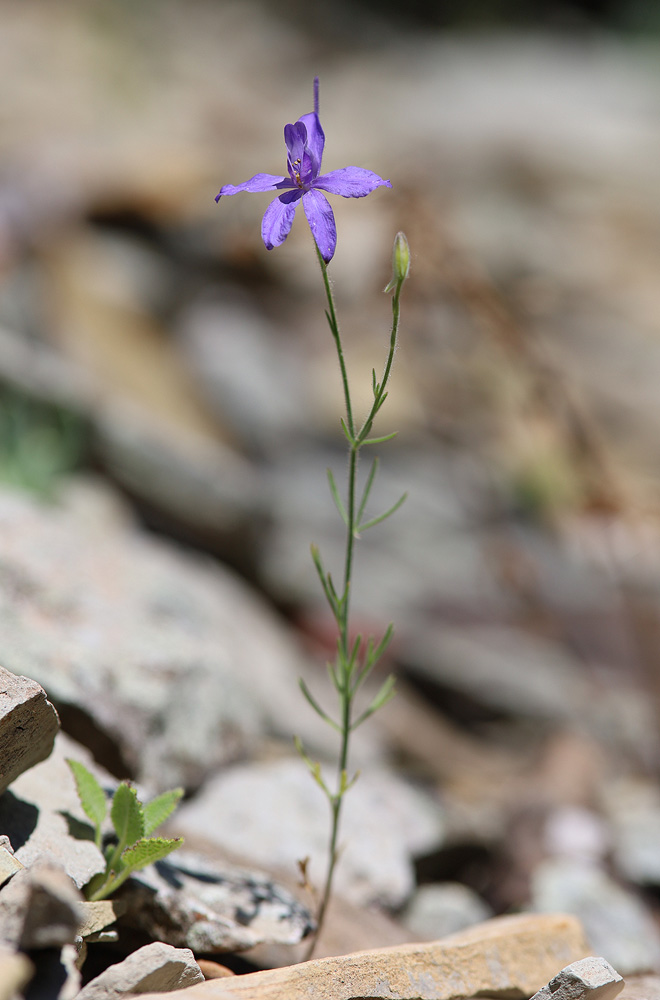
[215,78,391,262]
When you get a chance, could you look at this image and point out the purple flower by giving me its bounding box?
[215,79,392,263]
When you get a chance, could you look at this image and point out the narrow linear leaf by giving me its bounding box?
[310,544,339,617]
[339,417,355,446]
[110,783,144,852]
[143,788,184,837]
[326,468,348,526]
[326,659,342,693]
[351,623,395,694]
[299,678,341,732]
[358,491,408,533]
[66,759,107,834]
[351,674,397,730]
[372,368,378,394]
[338,768,360,796]
[356,457,379,527]
[294,737,331,799]
[361,431,398,447]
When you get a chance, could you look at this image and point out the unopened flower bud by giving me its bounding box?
[385,231,410,292]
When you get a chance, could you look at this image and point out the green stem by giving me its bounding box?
[303,243,404,962]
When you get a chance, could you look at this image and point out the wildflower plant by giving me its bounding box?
[67,759,183,902]
[216,79,409,958]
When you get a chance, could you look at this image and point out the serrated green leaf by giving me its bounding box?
[66,759,107,832]
[121,836,182,872]
[110,782,144,851]
[143,788,184,837]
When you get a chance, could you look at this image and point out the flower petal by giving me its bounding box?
[297,112,325,178]
[261,191,302,250]
[313,167,392,198]
[302,189,337,262]
[215,173,290,201]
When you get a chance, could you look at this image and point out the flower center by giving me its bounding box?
[291,157,303,188]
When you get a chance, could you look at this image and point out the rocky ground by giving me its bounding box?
[4,0,660,997]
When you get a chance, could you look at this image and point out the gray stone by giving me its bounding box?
[173,757,444,909]
[119,849,314,953]
[0,863,82,950]
[1,730,108,890]
[77,942,204,1000]
[0,485,327,791]
[531,956,624,1000]
[402,882,492,940]
[0,665,59,794]
[531,857,660,975]
[404,624,589,722]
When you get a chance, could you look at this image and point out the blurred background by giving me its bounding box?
[6,0,660,968]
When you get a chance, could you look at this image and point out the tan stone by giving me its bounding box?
[0,946,33,1000]
[0,845,24,887]
[619,975,660,1000]
[0,666,59,794]
[197,960,236,980]
[77,900,124,939]
[134,913,590,1000]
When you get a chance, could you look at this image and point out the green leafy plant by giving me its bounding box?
[67,759,183,901]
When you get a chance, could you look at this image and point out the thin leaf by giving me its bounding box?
[294,737,331,799]
[356,457,379,527]
[143,788,184,837]
[339,417,355,446]
[110,783,144,853]
[357,491,408,533]
[372,368,378,395]
[351,674,397,730]
[326,468,348,525]
[299,678,340,732]
[66,759,107,837]
[338,768,360,796]
[361,431,398,447]
[351,624,395,694]
[310,544,339,617]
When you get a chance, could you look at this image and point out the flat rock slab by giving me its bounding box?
[134,913,590,1000]
[0,666,59,795]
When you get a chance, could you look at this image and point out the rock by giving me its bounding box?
[77,942,204,1000]
[197,960,236,980]
[17,863,82,950]
[0,665,59,795]
[0,731,108,890]
[133,913,591,1000]
[0,863,81,950]
[531,956,624,1000]
[401,882,493,940]
[0,944,32,1000]
[173,757,444,909]
[118,849,314,953]
[0,844,24,887]
[76,900,123,939]
[620,975,660,1000]
[0,485,330,791]
[531,857,660,974]
[403,624,589,723]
